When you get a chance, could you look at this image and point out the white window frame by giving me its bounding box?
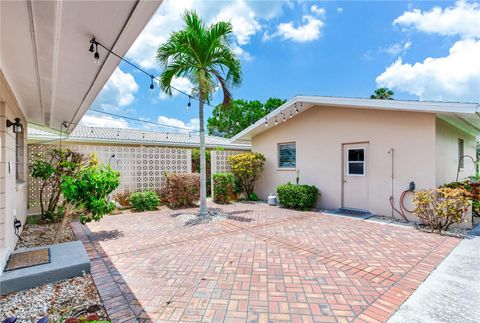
[346,147,366,176]
[458,138,464,170]
[278,142,296,169]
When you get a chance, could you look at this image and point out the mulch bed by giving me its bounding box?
[1,218,108,322]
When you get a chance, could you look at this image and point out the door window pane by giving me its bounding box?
[347,148,365,175]
[279,143,296,168]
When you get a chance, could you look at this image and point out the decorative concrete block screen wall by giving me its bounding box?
[28,144,246,212]
[28,144,192,211]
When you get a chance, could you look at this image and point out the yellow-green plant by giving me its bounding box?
[228,152,265,200]
[413,187,470,231]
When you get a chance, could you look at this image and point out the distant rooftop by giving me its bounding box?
[28,124,251,150]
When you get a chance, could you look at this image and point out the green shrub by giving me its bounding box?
[61,164,120,224]
[414,187,470,231]
[213,173,234,204]
[130,191,160,211]
[248,192,258,201]
[229,152,265,200]
[165,173,200,208]
[277,183,319,210]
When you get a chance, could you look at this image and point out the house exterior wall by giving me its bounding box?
[0,71,28,273]
[252,105,437,218]
[435,118,476,186]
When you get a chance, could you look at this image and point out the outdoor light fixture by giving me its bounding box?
[216,112,220,121]
[264,117,268,127]
[295,103,299,113]
[149,76,154,93]
[89,38,100,65]
[289,111,293,118]
[187,96,192,108]
[274,117,278,125]
[6,118,23,133]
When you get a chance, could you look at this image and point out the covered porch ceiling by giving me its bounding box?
[0,0,162,133]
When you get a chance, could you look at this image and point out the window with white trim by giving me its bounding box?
[278,143,296,168]
[458,138,464,169]
[347,148,365,175]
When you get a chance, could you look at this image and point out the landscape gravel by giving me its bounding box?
[176,210,229,225]
[15,223,76,250]
[0,274,107,322]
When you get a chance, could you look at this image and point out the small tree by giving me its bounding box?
[229,152,265,200]
[30,148,94,220]
[413,187,470,231]
[61,164,120,224]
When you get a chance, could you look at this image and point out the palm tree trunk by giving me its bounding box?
[198,91,208,217]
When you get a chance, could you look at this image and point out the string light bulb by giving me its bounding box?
[187,96,191,109]
[295,102,299,113]
[274,117,278,125]
[264,118,268,127]
[93,42,100,65]
[149,76,154,93]
[236,121,240,126]
[216,112,220,121]
[289,111,293,118]
[89,40,95,53]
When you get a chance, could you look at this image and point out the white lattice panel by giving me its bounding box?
[210,150,245,196]
[28,144,192,210]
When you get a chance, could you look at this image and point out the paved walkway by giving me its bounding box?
[388,226,480,323]
[72,203,460,322]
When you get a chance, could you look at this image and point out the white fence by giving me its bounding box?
[28,143,245,211]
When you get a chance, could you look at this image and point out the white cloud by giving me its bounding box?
[213,0,261,46]
[376,39,480,102]
[337,7,344,14]
[159,76,194,99]
[383,40,412,56]
[97,67,139,107]
[310,5,325,16]
[126,0,291,68]
[79,114,129,128]
[393,0,480,38]
[157,115,199,132]
[265,5,325,43]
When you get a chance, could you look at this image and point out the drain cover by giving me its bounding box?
[4,248,50,271]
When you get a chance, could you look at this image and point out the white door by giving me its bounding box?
[342,143,369,211]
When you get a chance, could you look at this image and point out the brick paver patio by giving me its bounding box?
[72,203,460,323]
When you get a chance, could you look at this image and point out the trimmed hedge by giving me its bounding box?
[130,191,160,211]
[165,173,200,208]
[213,173,234,204]
[277,183,319,210]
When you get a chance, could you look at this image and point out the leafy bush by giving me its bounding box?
[113,190,131,207]
[413,187,470,231]
[229,152,265,200]
[248,192,258,201]
[277,183,319,210]
[213,173,234,204]
[61,164,120,224]
[130,191,160,211]
[164,173,200,208]
[30,148,95,220]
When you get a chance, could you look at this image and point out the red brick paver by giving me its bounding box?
[72,203,459,322]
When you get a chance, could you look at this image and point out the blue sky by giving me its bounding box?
[80,0,480,133]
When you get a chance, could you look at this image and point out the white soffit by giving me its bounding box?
[0,0,162,132]
[230,96,480,142]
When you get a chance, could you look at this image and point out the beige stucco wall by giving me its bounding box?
[435,118,476,186]
[252,105,437,219]
[0,71,28,273]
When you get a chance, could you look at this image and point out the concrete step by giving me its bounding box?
[0,241,90,295]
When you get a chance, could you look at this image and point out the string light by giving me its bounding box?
[149,76,154,93]
[88,37,218,109]
[187,96,191,109]
[289,111,293,118]
[274,117,277,125]
[216,112,220,121]
[295,102,299,113]
[264,117,268,127]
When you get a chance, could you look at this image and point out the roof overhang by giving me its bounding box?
[0,0,162,132]
[231,96,480,142]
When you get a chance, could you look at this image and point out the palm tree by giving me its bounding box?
[370,87,394,100]
[156,10,241,216]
